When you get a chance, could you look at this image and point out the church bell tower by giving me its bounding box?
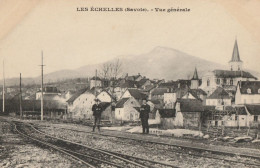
[229,39,243,71]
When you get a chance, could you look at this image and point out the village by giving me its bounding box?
[1,40,260,143]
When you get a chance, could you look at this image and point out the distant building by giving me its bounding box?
[36,86,61,100]
[206,87,232,106]
[97,90,114,103]
[191,67,200,89]
[115,97,140,121]
[159,99,204,129]
[66,88,96,119]
[200,40,257,95]
[121,88,147,104]
[235,81,260,105]
[90,76,102,89]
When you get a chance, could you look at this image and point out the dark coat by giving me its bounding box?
[92,104,102,117]
[139,104,150,119]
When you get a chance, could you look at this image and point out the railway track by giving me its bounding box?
[33,123,260,167]
[13,121,178,168]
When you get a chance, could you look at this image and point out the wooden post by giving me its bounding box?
[40,51,45,121]
[2,60,5,113]
[19,73,23,118]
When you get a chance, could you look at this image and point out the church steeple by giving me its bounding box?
[191,67,199,89]
[230,39,241,62]
[229,39,243,71]
[192,67,199,80]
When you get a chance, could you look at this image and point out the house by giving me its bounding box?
[245,104,260,127]
[136,78,152,89]
[200,40,257,95]
[114,80,137,100]
[182,89,207,103]
[36,86,61,100]
[159,99,204,129]
[99,102,113,120]
[66,88,96,119]
[64,90,76,101]
[207,105,260,128]
[206,87,232,106]
[150,88,169,101]
[164,90,177,109]
[115,97,140,121]
[90,76,102,89]
[175,99,204,128]
[97,90,114,103]
[121,88,147,104]
[125,73,143,81]
[235,81,260,105]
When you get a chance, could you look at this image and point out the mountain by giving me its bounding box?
[1,46,260,86]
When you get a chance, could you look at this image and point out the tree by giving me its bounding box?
[99,59,122,81]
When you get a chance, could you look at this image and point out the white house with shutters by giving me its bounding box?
[235,81,260,105]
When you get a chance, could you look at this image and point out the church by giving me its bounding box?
[200,40,257,95]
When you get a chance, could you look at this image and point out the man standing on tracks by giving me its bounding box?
[139,98,150,134]
[92,98,102,132]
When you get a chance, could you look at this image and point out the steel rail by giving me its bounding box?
[16,122,153,168]
[34,124,260,167]
[13,123,96,168]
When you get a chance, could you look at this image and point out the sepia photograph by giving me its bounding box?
[0,0,260,167]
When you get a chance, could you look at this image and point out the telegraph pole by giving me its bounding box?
[95,69,97,98]
[2,60,5,113]
[19,73,22,118]
[40,51,45,121]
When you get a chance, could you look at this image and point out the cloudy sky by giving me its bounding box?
[0,0,260,79]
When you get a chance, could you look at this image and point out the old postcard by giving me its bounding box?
[0,0,260,167]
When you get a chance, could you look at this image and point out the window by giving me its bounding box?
[254,116,258,122]
[230,79,233,85]
[247,88,251,94]
[216,78,220,84]
[223,78,227,85]
[238,66,240,70]
[258,89,260,94]
[207,79,210,86]
[235,116,238,121]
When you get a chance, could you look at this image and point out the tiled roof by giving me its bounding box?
[99,102,111,110]
[239,81,260,94]
[128,89,147,100]
[115,98,129,108]
[0,99,67,112]
[142,85,156,92]
[136,79,150,88]
[158,82,178,88]
[213,70,257,79]
[120,80,137,88]
[189,89,207,98]
[158,109,176,118]
[245,105,260,115]
[235,106,247,115]
[91,76,101,80]
[176,98,204,112]
[151,88,169,96]
[207,87,230,99]
[66,88,89,103]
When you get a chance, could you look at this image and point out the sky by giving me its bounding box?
[0,0,260,79]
